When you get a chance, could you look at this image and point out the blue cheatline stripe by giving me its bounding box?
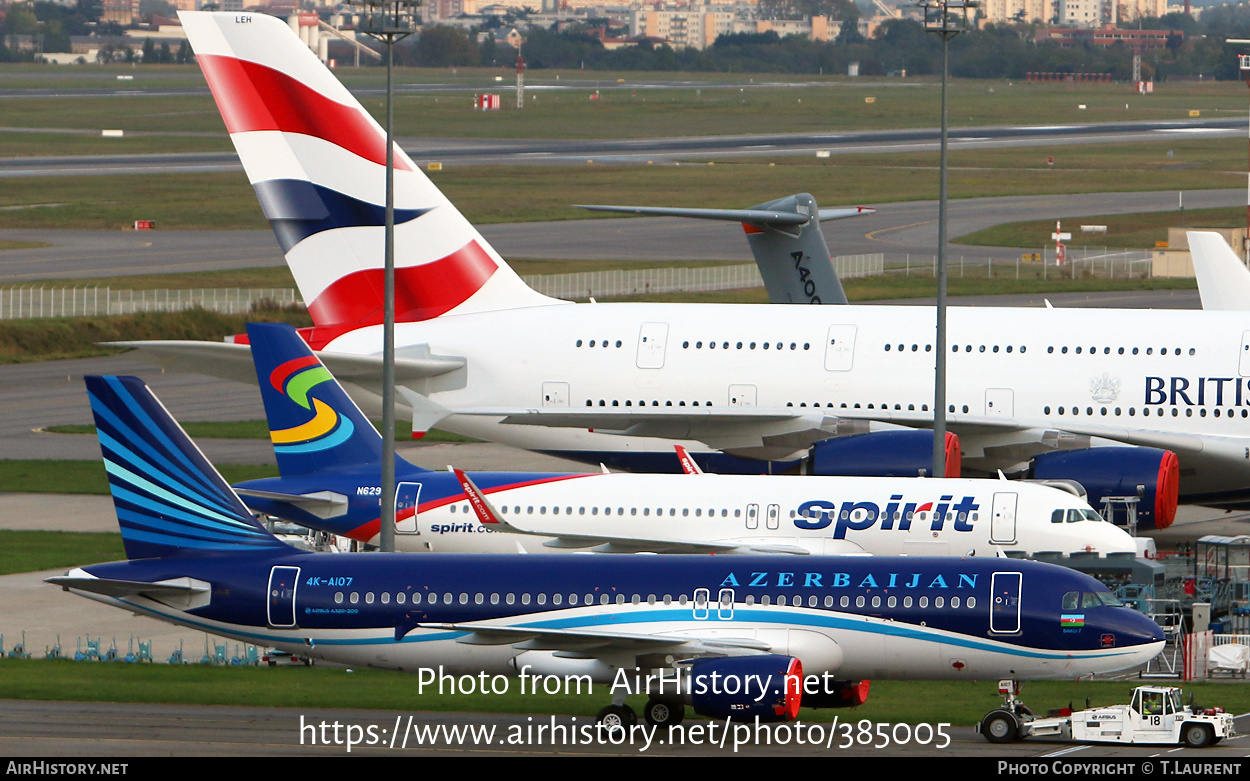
[97,429,237,520]
[273,417,356,454]
[108,599,1155,664]
[100,377,235,504]
[90,394,224,505]
[489,607,1150,662]
[103,459,257,531]
[253,179,430,254]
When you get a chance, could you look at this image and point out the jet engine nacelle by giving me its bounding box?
[684,655,803,723]
[804,431,961,478]
[801,679,871,709]
[1029,447,1179,529]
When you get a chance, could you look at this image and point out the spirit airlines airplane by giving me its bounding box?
[55,373,1166,726]
[232,322,1136,560]
[138,12,1235,532]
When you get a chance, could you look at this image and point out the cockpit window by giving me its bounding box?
[1080,591,1124,608]
[1051,510,1064,524]
[1063,591,1079,610]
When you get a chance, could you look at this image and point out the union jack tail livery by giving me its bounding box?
[181,11,559,341]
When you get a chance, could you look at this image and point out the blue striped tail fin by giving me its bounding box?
[85,375,288,560]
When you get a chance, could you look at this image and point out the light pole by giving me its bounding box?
[918,0,975,480]
[1230,43,1250,264]
[350,0,420,553]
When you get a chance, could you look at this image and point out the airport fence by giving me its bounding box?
[0,248,1158,319]
[886,247,1155,280]
[0,286,301,320]
[522,254,885,300]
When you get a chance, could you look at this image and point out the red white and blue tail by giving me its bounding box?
[180,11,558,337]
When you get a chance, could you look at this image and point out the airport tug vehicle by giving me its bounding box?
[980,682,1235,747]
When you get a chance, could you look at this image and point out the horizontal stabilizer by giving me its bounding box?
[47,570,211,610]
[112,340,465,384]
[575,203,874,227]
[233,488,348,519]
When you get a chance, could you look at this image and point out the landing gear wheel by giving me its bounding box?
[597,704,637,734]
[644,699,685,728]
[981,710,1020,744]
[1182,723,1214,748]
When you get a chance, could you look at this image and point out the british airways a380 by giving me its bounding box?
[53,373,1166,727]
[131,12,1237,533]
[232,323,1137,560]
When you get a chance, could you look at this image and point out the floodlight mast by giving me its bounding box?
[917,0,977,479]
[1231,43,1250,264]
[349,0,420,553]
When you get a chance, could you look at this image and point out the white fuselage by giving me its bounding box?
[325,302,1250,498]
[397,474,1133,559]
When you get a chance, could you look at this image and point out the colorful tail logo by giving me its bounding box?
[267,356,354,454]
[181,11,556,341]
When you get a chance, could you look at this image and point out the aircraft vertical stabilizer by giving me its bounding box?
[245,322,426,477]
[179,11,560,337]
[84,375,287,560]
[1188,231,1250,311]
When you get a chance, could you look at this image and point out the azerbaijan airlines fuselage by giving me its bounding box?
[61,372,1166,723]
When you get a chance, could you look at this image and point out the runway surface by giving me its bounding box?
[4,698,1247,757]
[0,117,1242,175]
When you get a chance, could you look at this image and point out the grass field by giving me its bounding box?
[0,658,1244,727]
[0,459,279,496]
[957,206,1244,249]
[0,530,124,576]
[0,137,1241,231]
[2,66,1247,142]
[0,307,311,364]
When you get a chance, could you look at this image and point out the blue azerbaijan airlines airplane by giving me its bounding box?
[130,11,1243,530]
[54,374,1165,726]
[232,323,1137,559]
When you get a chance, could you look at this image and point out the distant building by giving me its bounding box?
[101,0,135,25]
[629,4,832,49]
[979,0,1163,25]
[1035,25,1178,49]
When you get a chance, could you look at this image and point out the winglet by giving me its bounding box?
[675,445,704,475]
[398,386,453,438]
[451,467,519,532]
